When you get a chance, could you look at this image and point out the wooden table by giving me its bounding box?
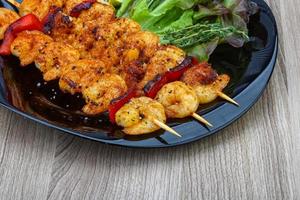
[0,1,299,199]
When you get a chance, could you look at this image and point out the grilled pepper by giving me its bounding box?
[109,88,139,124]
[0,14,43,55]
[144,56,194,99]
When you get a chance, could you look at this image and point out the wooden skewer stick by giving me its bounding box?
[153,119,182,138]
[217,91,239,106]
[5,0,20,8]
[192,113,213,127]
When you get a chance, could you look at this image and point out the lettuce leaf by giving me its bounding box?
[116,0,258,61]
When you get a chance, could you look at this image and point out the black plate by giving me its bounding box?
[0,0,277,148]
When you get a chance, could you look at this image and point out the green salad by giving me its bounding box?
[114,0,258,61]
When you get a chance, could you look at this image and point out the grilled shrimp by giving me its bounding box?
[19,0,64,20]
[75,2,115,23]
[59,59,108,94]
[86,18,142,66]
[11,31,53,66]
[0,8,19,39]
[155,81,199,118]
[35,42,80,81]
[82,74,127,115]
[192,74,230,104]
[98,18,141,42]
[123,31,160,59]
[63,0,85,14]
[138,45,185,88]
[89,18,141,52]
[115,97,166,135]
[117,31,159,87]
[44,9,75,43]
[182,64,230,104]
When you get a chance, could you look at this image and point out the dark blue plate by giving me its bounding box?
[0,0,277,148]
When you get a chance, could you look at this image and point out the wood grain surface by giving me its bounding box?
[0,0,299,199]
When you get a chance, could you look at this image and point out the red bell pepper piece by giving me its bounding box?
[143,74,169,99]
[191,57,199,65]
[0,14,43,55]
[144,56,193,99]
[42,6,63,34]
[70,0,96,18]
[108,88,139,124]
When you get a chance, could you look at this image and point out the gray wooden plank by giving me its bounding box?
[276,0,300,198]
[0,109,58,200]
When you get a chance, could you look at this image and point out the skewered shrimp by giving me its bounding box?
[11,30,53,66]
[182,64,230,104]
[35,42,80,81]
[19,0,64,20]
[44,8,75,43]
[155,81,199,118]
[0,8,19,39]
[118,31,160,87]
[82,74,127,115]
[138,45,185,89]
[59,59,108,94]
[193,75,230,104]
[115,97,166,135]
[123,31,160,59]
[121,60,147,89]
[63,0,86,14]
[88,18,142,61]
[74,2,115,23]
[68,3,116,53]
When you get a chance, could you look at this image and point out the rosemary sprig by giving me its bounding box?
[159,23,249,48]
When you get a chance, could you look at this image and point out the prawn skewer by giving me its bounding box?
[115,97,182,137]
[155,81,213,127]
[181,62,239,106]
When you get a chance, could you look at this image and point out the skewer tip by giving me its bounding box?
[153,119,182,138]
[192,113,213,127]
[217,91,240,107]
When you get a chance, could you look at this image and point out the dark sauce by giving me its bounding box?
[0,10,270,140]
[2,57,116,133]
